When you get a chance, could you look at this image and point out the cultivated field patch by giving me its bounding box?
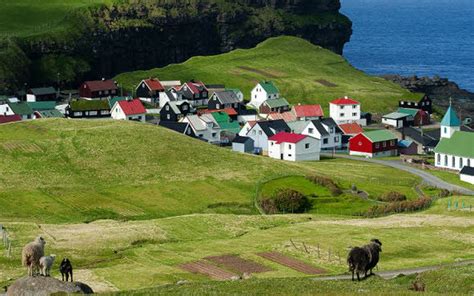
[1,141,42,153]
[315,79,338,87]
[179,260,237,280]
[236,66,284,78]
[205,254,272,274]
[257,252,326,275]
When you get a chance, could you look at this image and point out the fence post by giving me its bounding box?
[317,244,321,259]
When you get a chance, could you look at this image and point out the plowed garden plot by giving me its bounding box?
[205,254,272,274]
[179,260,237,280]
[315,79,337,87]
[237,66,283,78]
[2,141,42,153]
[257,252,326,275]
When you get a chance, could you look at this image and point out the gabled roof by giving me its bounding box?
[83,80,117,92]
[330,96,360,105]
[204,108,238,117]
[398,127,439,147]
[142,78,164,91]
[310,120,330,136]
[29,87,56,96]
[108,96,129,108]
[35,109,64,118]
[258,81,279,94]
[212,90,241,104]
[186,114,219,131]
[460,166,474,177]
[441,105,461,127]
[182,80,208,94]
[159,121,191,134]
[117,99,146,116]
[211,112,240,133]
[255,120,290,137]
[27,101,56,111]
[321,117,339,129]
[397,108,421,117]
[267,111,296,122]
[70,100,110,111]
[287,121,310,134]
[293,104,324,118]
[362,130,397,143]
[0,114,22,124]
[269,132,306,144]
[233,135,253,144]
[8,102,33,115]
[434,131,474,158]
[262,98,289,108]
[383,112,410,120]
[338,123,364,135]
[398,140,414,148]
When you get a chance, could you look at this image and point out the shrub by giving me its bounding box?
[305,175,342,196]
[438,189,451,198]
[259,189,312,214]
[366,197,432,217]
[377,191,407,202]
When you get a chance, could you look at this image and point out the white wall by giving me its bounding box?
[26,94,36,102]
[247,124,270,153]
[435,153,474,171]
[249,84,279,109]
[111,104,146,122]
[301,122,341,150]
[0,104,15,116]
[440,125,460,139]
[382,118,403,128]
[330,103,360,124]
[268,137,320,162]
[460,173,474,185]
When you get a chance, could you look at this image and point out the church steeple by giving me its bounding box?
[440,99,461,138]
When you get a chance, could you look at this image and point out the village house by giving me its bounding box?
[159,121,196,138]
[265,111,296,123]
[0,114,22,124]
[232,135,255,154]
[349,130,398,158]
[249,81,279,109]
[382,112,411,128]
[399,95,432,114]
[289,118,342,150]
[397,108,430,126]
[79,79,118,99]
[268,132,321,162]
[244,119,290,154]
[394,127,439,154]
[292,104,324,121]
[26,87,57,102]
[160,101,192,122]
[434,105,474,171]
[338,122,364,148]
[259,98,290,114]
[226,88,244,102]
[397,140,418,155]
[135,78,165,104]
[460,167,474,185]
[111,98,146,122]
[329,96,362,125]
[207,90,243,111]
[175,80,209,107]
[66,100,111,118]
[237,109,259,124]
[6,102,34,120]
[209,111,241,143]
[202,107,238,121]
[160,80,181,90]
[181,114,221,144]
[34,109,64,119]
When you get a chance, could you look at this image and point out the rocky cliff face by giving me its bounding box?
[2,0,351,91]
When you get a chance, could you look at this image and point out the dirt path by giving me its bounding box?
[311,259,474,281]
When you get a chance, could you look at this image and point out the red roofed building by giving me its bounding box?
[292,104,324,120]
[111,98,146,122]
[201,107,238,118]
[0,114,22,124]
[338,122,364,148]
[329,96,362,125]
[176,80,209,107]
[267,111,297,122]
[268,132,320,162]
[136,78,165,101]
[79,79,118,99]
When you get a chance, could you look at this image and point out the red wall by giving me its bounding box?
[349,133,373,153]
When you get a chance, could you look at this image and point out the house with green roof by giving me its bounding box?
[27,101,56,111]
[8,102,34,120]
[66,99,111,118]
[259,98,290,114]
[349,129,398,158]
[249,81,280,109]
[210,111,241,141]
[434,104,473,171]
[34,109,64,119]
[382,112,411,128]
[397,107,431,126]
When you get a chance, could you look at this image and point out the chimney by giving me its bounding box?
[102,78,105,81]
[344,96,348,99]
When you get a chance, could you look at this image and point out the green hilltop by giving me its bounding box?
[116,36,422,114]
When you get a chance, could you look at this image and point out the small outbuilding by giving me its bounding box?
[460,166,474,185]
[398,139,418,155]
[382,112,411,128]
[232,136,255,153]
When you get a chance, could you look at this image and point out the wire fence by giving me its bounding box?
[0,225,12,258]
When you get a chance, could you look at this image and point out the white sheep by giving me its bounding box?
[39,254,56,277]
[21,236,46,276]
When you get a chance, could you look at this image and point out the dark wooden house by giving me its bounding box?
[66,100,111,118]
[79,80,118,99]
[399,95,433,114]
[135,78,165,100]
[160,101,192,122]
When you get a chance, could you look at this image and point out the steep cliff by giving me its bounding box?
[0,0,351,92]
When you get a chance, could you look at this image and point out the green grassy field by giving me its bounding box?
[0,119,422,224]
[115,36,422,114]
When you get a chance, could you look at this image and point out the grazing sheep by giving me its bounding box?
[59,258,73,282]
[21,236,46,276]
[39,254,56,277]
[347,238,383,281]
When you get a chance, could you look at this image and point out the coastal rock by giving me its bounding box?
[6,276,93,296]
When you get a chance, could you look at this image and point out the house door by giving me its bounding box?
[281,153,284,160]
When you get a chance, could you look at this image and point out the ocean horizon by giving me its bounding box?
[341,0,474,92]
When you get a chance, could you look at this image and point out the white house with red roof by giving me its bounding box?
[268,132,320,162]
[329,96,362,125]
[111,98,146,122]
[292,104,324,121]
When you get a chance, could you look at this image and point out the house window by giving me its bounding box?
[452,156,455,168]
[468,159,471,167]
[358,141,362,146]
[166,106,169,111]
[252,130,256,135]
[460,158,463,168]
[271,142,274,146]
[383,142,387,148]
[375,143,380,149]
[288,144,292,149]
[353,105,357,109]
[268,95,271,99]
[212,133,217,138]
[167,114,170,120]
[182,105,188,111]
[444,155,448,166]
[334,136,339,143]
[330,127,334,133]
[288,154,292,157]
[340,106,344,110]
[308,128,314,134]
[198,134,203,138]
[444,127,447,134]
[305,143,310,149]
[340,113,345,117]
[216,103,220,109]
[352,113,357,116]
[258,131,262,135]
[390,140,395,146]
[437,154,440,165]
[323,138,328,144]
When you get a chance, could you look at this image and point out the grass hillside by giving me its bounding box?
[115,36,422,113]
[0,119,423,223]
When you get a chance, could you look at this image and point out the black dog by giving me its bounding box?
[59,258,73,282]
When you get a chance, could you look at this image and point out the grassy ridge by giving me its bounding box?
[116,36,422,113]
[0,119,422,223]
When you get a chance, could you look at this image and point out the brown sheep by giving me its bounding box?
[21,236,46,276]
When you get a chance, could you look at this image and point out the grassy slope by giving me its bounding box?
[0,119,423,224]
[116,36,422,114]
